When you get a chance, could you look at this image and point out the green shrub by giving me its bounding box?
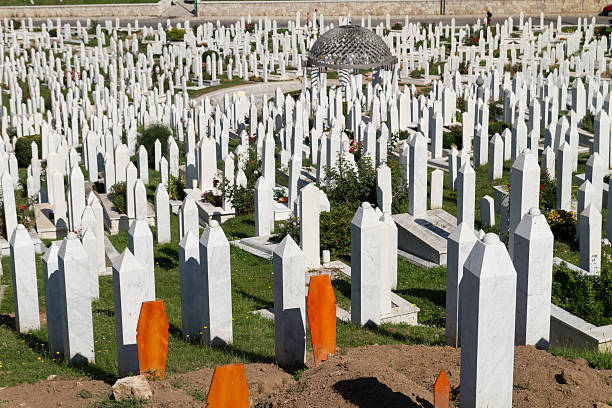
[391,22,403,30]
[546,209,576,242]
[137,124,175,168]
[323,155,376,208]
[489,121,510,136]
[275,203,354,257]
[167,174,186,201]
[108,182,127,214]
[443,126,462,149]
[581,111,594,133]
[167,27,185,42]
[540,172,556,211]
[14,135,42,167]
[552,263,612,327]
[222,141,261,216]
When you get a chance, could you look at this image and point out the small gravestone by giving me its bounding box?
[10,224,39,333]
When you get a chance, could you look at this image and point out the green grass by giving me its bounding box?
[551,347,612,370]
[0,211,444,388]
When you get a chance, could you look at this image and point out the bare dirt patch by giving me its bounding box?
[0,345,610,407]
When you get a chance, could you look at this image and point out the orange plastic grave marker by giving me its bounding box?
[206,363,249,408]
[433,369,450,408]
[306,274,336,366]
[136,300,169,380]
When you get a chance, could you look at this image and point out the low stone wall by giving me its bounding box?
[550,304,612,352]
[0,0,170,18]
[198,0,607,17]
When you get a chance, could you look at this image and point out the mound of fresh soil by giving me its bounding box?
[0,345,610,407]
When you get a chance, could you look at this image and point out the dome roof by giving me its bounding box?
[307,25,396,70]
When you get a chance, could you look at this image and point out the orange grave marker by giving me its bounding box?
[136,300,169,380]
[306,274,336,366]
[206,363,249,408]
[433,369,450,408]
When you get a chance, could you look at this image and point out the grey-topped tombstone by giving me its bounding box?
[10,224,40,333]
[200,220,233,345]
[461,233,516,407]
[155,184,171,243]
[351,203,382,326]
[179,230,202,339]
[445,222,477,347]
[512,208,553,350]
[273,235,306,368]
[58,232,95,365]
[128,218,155,302]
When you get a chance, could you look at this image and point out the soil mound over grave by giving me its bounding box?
[0,345,610,407]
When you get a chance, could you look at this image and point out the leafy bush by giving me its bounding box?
[222,141,261,216]
[581,111,594,133]
[167,27,185,42]
[540,172,556,211]
[546,209,576,242]
[108,182,127,214]
[275,203,354,257]
[14,134,41,167]
[443,126,462,149]
[137,124,175,168]
[504,63,522,75]
[465,35,479,46]
[561,26,577,33]
[552,263,612,326]
[489,121,510,136]
[323,155,376,208]
[167,174,186,201]
[391,22,403,30]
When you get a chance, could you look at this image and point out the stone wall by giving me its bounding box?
[0,0,170,18]
[197,0,607,17]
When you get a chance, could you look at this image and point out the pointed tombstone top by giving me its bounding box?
[581,203,600,218]
[409,132,426,148]
[557,141,571,154]
[127,161,137,173]
[113,248,142,273]
[58,231,87,261]
[512,148,539,172]
[465,232,516,280]
[255,176,272,192]
[1,170,12,186]
[491,133,503,143]
[42,241,60,264]
[69,165,84,183]
[586,151,604,170]
[273,234,302,259]
[514,207,553,241]
[579,179,593,193]
[155,183,168,199]
[81,227,96,242]
[10,224,30,247]
[81,205,96,227]
[179,229,199,251]
[160,156,168,167]
[138,145,147,155]
[351,202,379,228]
[129,217,151,238]
[448,221,478,243]
[180,196,197,213]
[301,182,319,196]
[433,369,451,408]
[200,219,229,248]
[458,161,475,176]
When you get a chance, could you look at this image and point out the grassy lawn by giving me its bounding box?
[0,210,445,388]
[187,79,249,99]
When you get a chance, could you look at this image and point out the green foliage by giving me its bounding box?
[202,49,219,62]
[504,62,522,75]
[581,111,595,133]
[488,100,504,120]
[108,181,127,214]
[275,216,300,244]
[552,263,612,327]
[443,125,462,149]
[489,121,510,136]
[323,155,376,208]
[561,26,577,33]
[319,203,354,257]
[167,174,186,201]
[391,22,403,30]
[167,27,185,42]
[551,347,612,370]
[222,142,261,216]
[137,124,175,168]
[539,172,557,211]
[14,134,42,167]
[547,209,577,242]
